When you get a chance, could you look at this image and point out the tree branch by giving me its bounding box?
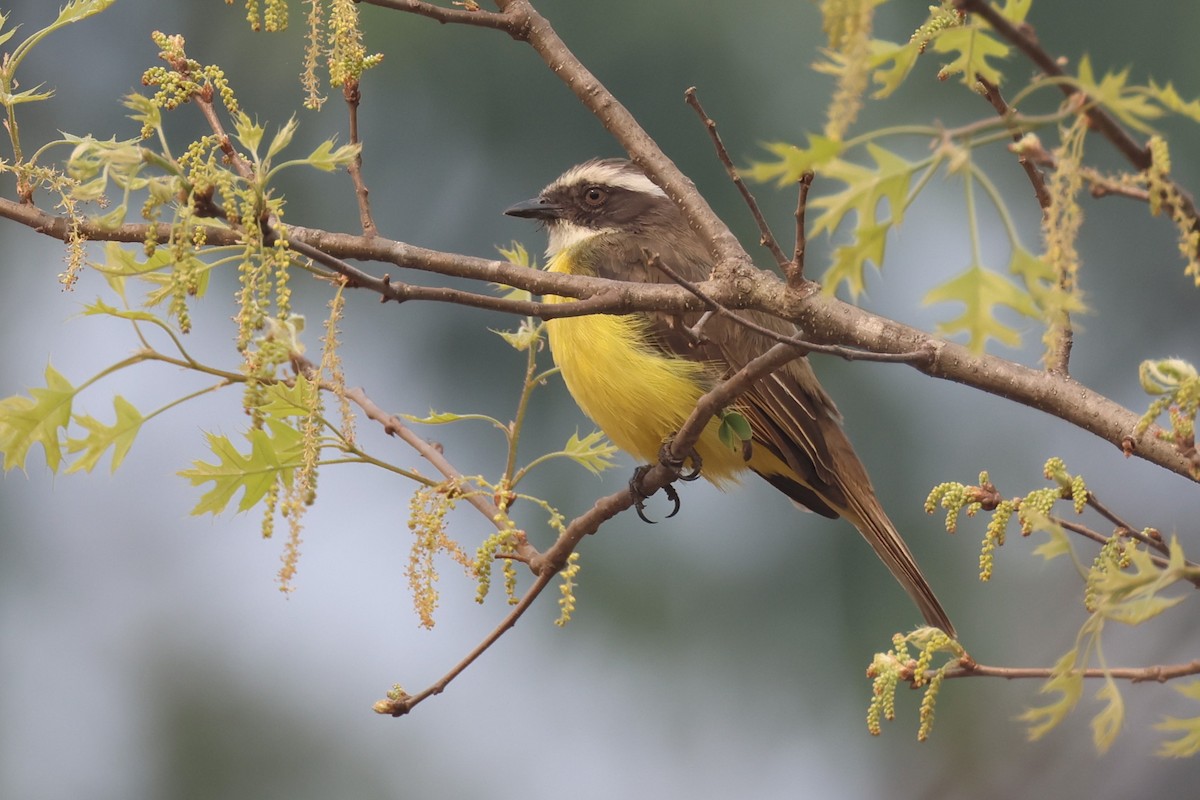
[957,0,1200,256]
[3,194,1193,482]
[684,86,789,270]
[360,0,514,32]
[489,0,749,270]
[937,658,1200,684]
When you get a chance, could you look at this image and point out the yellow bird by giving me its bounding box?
[506,158,955,637]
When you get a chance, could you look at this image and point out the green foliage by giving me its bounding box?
[1157,682,1200,758]
[717,409,753,453]
[922,263,1038,351]
[744,0,1200,356]
[180,419,305,515]
[0,364,77,472]
[928,458,1200,753]
[65,396,144,474]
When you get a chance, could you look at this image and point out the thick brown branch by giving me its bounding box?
[4,196,1193,482]
[647,252,930,365]
[778,288,1198,482]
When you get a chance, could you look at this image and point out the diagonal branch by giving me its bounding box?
[956,0,1200,254]
[684,86,789,270]
[490,0,748,270]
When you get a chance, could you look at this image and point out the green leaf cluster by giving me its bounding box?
[745,0,1200,356]
[928,458,1200,754]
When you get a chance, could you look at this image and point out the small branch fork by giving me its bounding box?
[683,86,813,289]
[976,76,1051,211]
[955,0,1200,255]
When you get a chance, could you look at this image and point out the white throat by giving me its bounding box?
[546,220,615,259]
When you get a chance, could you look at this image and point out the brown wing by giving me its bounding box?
[588,229,848,515]
[589,229,956,635]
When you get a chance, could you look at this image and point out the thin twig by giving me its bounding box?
[789,172,814,287]
[343,79,378,237]
[683,86,788,268]
[936,658,1200,683]
[360,0,514,31]
[646,251,933,366]
[977,76,1051,210]
[376,569,558,716]
[956,0,1200,259]
[1085,492,1167,554]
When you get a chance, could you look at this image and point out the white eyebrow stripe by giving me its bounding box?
[548,161,668,198]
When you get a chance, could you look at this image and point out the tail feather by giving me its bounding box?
[839,495,956,638]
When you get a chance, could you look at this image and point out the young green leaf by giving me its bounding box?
[559,430,618,476]
[923,263,1039,353]
[717,409,752,453]
[179,420,304,515]
[741,136,843,187]
[1091,679,1125,754]
[930,25,1010,88]
[259,374,320,420]
[823,222,888,298]
[304,139,361,171]
[1019,649,1084,742]
[809,144,916,237]
[0,364,76,472]
[1156,682,1200,757]
[65,395,144,474]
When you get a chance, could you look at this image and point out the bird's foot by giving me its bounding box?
[629,465,681,523]
[659,439,703,482]
[628,442,703,523]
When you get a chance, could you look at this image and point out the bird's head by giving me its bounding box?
[505,158,678,256]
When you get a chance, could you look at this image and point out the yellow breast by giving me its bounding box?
[544,253,751,485]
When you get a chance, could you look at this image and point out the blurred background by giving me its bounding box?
[2,1,1200,798]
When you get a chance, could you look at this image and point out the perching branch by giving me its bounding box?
[1,191,1194,483]
[376,313,809,717]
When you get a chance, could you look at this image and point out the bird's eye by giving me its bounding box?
[582,186,607,207]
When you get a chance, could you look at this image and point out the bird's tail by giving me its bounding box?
[839,494,956,639]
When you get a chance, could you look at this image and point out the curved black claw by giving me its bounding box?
[630,464,657,524]
[663,483,681,519]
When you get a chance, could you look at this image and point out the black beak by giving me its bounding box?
[504,196,563,221]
